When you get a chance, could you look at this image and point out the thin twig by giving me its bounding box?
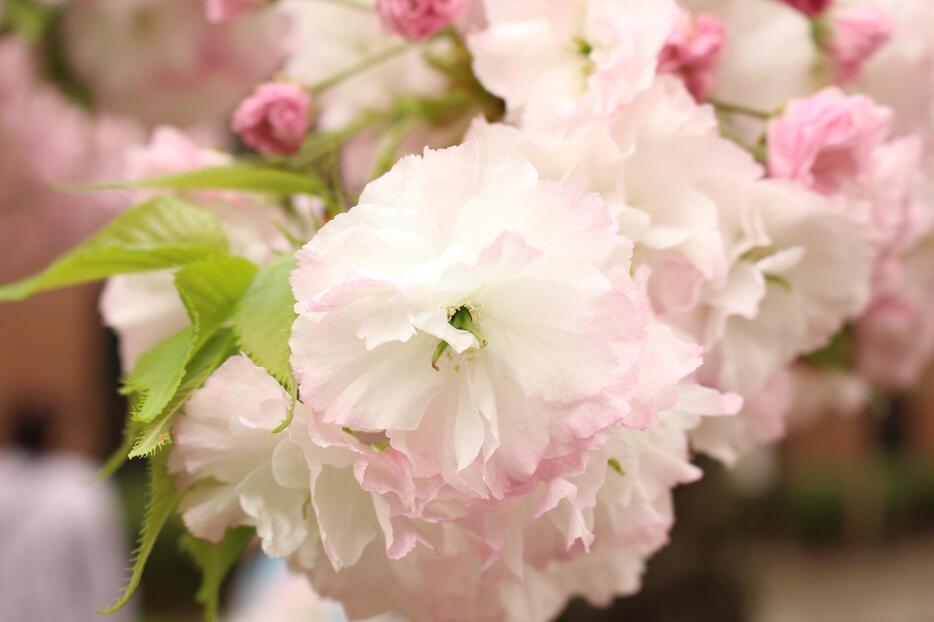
[709,98,773,120]
[311,43,412,95]
[719,124,767,164]
[305,0,373,12]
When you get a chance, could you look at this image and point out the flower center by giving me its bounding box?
[742,246,792,290]
[574,36,594,57]
[431,305,488,370]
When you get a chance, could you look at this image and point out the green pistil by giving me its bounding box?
[431,306,488,371]
[742,247,792,290]
[742,246,776,263]
[574,36,594,57]
[765,274,791,290]
[608,459,625,476]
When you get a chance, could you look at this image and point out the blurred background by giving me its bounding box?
[1,0,933,621]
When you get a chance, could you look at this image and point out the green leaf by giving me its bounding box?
[123,328,192,419]
[0,197,228,301]
[175,256,259,352]
[803,329,853,371]
[83,163,326,197]
[124,256,257,424]
[234,254,298,390]
[100,450,181,614]
[5,0,57,42]
[180,527,255,622]
[128,329,238,459]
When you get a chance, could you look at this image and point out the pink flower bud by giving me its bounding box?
[781,0,832,18]
[827,8,893,84]
[232,82,311,156]
[658,12,726,101]
[204,0,268,23]
[767,88,890,194]
[376,0,470,41]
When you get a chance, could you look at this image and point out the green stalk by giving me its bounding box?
[307,0,373,11]
[719,124,767,164]
[709,98,773,120]
[311,43,413,95]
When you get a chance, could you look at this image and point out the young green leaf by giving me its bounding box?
[100,450,181,614]
[123,328,192,422]
[180,527,255,622]
[128,328,238,459]
[234,253,298,390]
[124,256,257,424]
[82,163,326,197]
[175,256,259,352]
[0,197,228,301]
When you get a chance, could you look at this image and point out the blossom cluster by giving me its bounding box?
[1,0,933,620]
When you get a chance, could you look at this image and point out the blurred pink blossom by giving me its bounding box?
[781,0,832,18]
[767,87,890,194]
[658,12,727,101]
[828,7,893,84]
[376,0,470,41]
[856,244,934,391]
[205,0,269,23]
[855,290,934,391]
[60,0,284,127]
[0,38,140,281]
[232,82,311,156]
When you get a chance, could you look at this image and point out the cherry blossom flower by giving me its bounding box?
[9,0,933,618]
[205,0,269,23]
[827,7,893,84]
[232,81,311,156]
[289,135,674,506]
[170,352,736,621]
[658,11,727,101]
[687,178,873,460]
[781,0,832,18]
[376,0,470,41]
[467,0,679,131]
[767,88,891,194]
[468,77,759,309]
[467,79,872,462]
[170,355,317,559]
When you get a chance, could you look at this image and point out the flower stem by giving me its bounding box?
[306,0,373,12]
[719,124,767,164]
[709,98,773,120]
[311,43,413,95]
[370,117,417,180]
